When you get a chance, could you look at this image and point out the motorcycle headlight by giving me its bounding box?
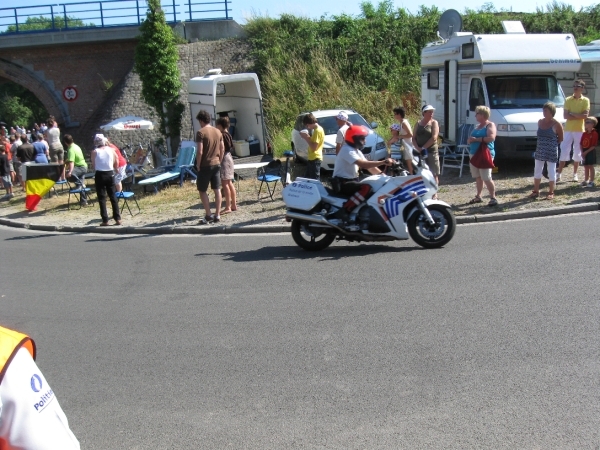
[376,141,386,150]
[497,124,525,132]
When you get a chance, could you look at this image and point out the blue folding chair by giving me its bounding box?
[67,175,92,210]
[440,124,475,177]
[138,146,197,194]
[115,168,140,216]
[257,160,282,201]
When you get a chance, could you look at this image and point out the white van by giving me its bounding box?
[188,69,267,156]
[421,18,581,159]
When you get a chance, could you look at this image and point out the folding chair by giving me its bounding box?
[257,160,282,201]
[115,169,140,216]
[441,124,474,177]
[67,174,92,210]
[50,179,68,196]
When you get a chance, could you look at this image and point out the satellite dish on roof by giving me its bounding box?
[438,9,463,40]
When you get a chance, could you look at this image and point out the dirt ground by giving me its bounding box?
[0,159,598,229]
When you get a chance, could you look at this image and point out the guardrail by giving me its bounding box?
[0,0,231,34]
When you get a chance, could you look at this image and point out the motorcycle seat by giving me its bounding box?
[324,186,351,199]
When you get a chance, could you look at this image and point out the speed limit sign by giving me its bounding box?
[63,86,78,102]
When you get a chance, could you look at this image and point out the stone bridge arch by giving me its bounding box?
[0,58,73,127]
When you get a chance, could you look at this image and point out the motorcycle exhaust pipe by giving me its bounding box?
[285,211,346,232]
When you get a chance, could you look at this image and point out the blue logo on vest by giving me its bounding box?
[31,374,42,392]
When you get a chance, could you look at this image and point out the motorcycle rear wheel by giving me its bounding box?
[291,219,336,251]
[408,204,456,249]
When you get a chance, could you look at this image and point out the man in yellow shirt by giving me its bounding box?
[557,79,590,182]
[299,113,324,180]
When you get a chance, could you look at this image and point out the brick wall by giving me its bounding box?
[0,37,255,155]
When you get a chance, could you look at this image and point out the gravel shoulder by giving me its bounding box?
[0,159,598,230]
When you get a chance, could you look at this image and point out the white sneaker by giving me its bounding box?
[556,173,562,183]
[573,173,579,182]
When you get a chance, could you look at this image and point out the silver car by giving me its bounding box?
[291,109,387,171]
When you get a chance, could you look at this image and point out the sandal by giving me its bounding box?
[432,193,438,200]
[468,196,483,204]
[488,198,498,206]
[100,222,109,227]
[546,193,555,200]
[528,191,539,199]
[221,209,232,214]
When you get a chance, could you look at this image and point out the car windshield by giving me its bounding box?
[316,113,371,135]
[486,75,565,109]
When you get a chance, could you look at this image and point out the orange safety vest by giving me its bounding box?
[0,326,36,384]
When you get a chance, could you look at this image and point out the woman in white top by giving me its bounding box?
[91,133,121,226]
[45,116,65,180]
[392,106,414,174]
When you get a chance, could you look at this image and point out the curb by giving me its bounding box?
[1,203,598,235]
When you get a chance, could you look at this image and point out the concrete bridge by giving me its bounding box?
[0,19,249,148]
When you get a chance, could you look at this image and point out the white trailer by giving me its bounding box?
[558,41,600,120]
[421,18,581,159]
[188,70,267,155]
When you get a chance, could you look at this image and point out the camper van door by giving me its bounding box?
[466,77,488,125]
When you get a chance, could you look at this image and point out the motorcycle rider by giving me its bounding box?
[332,125,394,213]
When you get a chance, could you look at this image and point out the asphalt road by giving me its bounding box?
[1,214,599,449]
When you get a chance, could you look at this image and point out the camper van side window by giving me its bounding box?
[216,84,226,95]
[462,43,474,59]
[428,70,439,89]
[469,78,486,112]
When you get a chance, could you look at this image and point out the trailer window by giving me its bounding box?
[469,78,486,111]
[485,76,565,109]
[428,69,439,89]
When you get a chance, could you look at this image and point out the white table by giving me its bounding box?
[233,161,269,190]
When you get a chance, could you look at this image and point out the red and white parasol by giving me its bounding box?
[100,116,155,131]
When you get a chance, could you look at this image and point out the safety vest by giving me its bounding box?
[0,326,36,384]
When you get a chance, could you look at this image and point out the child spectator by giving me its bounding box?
[580,116,598,188]
[388,123,403,158]
[0,144,14,200]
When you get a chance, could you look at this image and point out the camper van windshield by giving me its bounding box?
[486,76,564,109]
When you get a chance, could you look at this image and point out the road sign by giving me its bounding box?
[63,86,78,102]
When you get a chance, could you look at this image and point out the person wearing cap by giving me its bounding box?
[91,133,121,226]
[557,78,590,182]
[0,325,80,448]
[299,113,324,179]
[392,106,414,174]
[335,111,351,155]
[412,105,440,193]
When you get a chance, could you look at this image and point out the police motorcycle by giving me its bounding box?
[282,127,456,251]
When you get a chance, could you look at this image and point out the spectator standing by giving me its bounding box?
[11,134,23,187]
[215,116,238,214]
[91,134,121,226]
[335,111,351,155]
[31,134,49,164]
[467,106,498,206]
[557,79,590,182]
[0,129,15,183]
[195,110,224,224]
[392,106,414,174]
[64,134,89,206]
[107,138,128,192]
[45,117,65,180]
[529,102,563,200]
[299,113,324,180]
[412,105,441,194]
[0,144,13,199]
[580,117,598,187]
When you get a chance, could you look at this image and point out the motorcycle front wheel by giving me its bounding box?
[291,219,336,251]
[407,204,456,249]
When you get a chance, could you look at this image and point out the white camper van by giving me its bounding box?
[558,41,600,120]
[421,12,581,159]
[188,69,267,156]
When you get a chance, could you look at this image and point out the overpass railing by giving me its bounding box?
[0,0,232,34]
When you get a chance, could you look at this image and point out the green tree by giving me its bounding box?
[134,0,183,156]
[0,96,34,127]
[6,15,88,33]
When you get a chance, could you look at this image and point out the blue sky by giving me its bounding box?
[6,0,599,28]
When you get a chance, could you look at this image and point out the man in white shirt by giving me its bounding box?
[335,111,351,155]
